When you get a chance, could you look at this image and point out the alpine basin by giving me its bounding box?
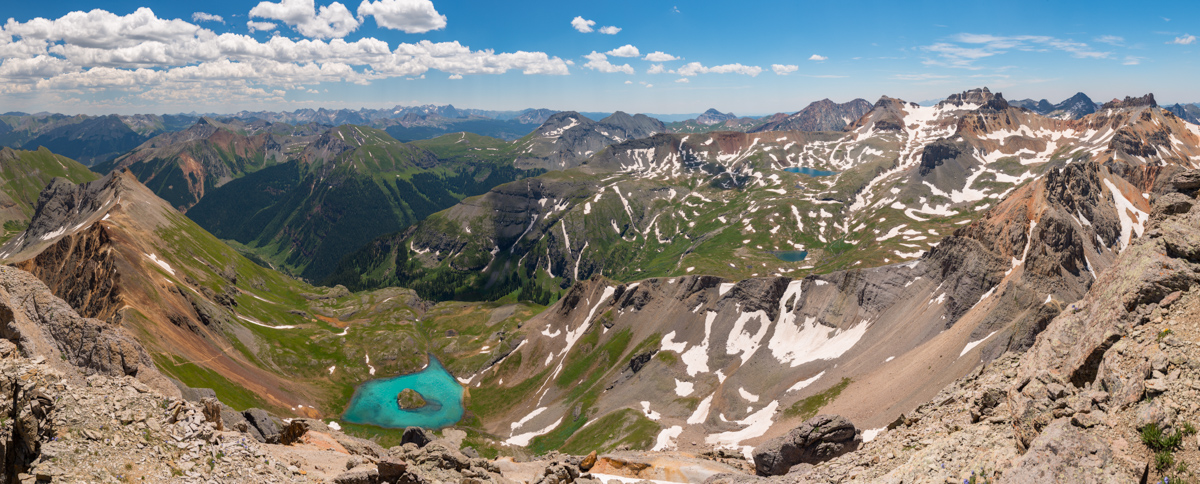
[342,355,464,429]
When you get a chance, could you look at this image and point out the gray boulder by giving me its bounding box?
[401,426,432,448]
[751,414,862,476]
[377,456,408,481]
[333,465,379,484]
[219,404,262,441]
[243,408,282,443]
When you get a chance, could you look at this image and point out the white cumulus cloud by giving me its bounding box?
[808,54,827,61]
[448,73,462,79]
[643,51,678,62]
[192,12,225,23]
[674,78,688,83]
[607,44,640,57]
[647,64,666,74]
[598,26,621,35]
[3,8,205,49]
[772,64,798,75]
[247,21,278,32]
[583,51,634,74]
[676,61,762,77]
[0,7,569,109]
[1171,34,1196,45]
[571,16,595,33]
[357,0,447,33]
[250,0,361,39]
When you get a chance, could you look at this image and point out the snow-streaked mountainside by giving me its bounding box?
[512,111,666,170]
[314,86,1200,453]
[337,87,1199,299]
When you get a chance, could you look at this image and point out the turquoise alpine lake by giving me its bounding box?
[341,356,464,429]
[783,167,838,177]
[773,250,809,262]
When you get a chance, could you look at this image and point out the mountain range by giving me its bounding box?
[299,88,1200,456]
[0,85,1198,481]
[1010,92,1098,119]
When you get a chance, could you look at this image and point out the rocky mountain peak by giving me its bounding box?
[599,112,665,135]
[536,111,590,136]
[1102,93,1157,110]
[697,108,736,125]
[750,98,872,133]
[1166,102,1200,124]
[1060,92,1093,106]
[1010,92,1096,119]
[939,87,1001,108]
[872,96,912,110]
[600,111,636,124]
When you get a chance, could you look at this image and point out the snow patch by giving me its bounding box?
[704,401,780,459]
[959,331,998,357]
[505,417,563,446]
[147,254,175,275]
[688,394,714,424]
[862,428,885,443]
[674,379,694,397]
[236,314,297,330]
[641,401,661,421]
[511,407,548,431]
[718,283,735,296]
[787,371,825,393]
[1103,179,1147,251]
[652,426,683,452]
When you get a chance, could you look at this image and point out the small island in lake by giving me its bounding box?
[397,388,427,409]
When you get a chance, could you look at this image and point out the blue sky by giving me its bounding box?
[0,0,1197,115]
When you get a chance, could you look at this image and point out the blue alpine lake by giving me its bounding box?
[342,355,464,429]
[783,167,838,177]
[774,250,809,262]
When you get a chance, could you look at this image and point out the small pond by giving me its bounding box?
[342,355,464,429]
[783,167,838,177]
[773,250,809,262]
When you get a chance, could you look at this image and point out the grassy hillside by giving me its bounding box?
[189,128,543,282]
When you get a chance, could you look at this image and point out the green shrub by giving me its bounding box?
[1155,450,1175,473]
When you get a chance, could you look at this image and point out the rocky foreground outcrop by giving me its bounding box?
[0,264,176,396]
[752,415,862,476]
